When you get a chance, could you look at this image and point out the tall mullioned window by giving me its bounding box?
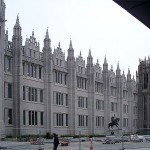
[40,90,43,102]
[78,115,88,127]
[95,82,103,93]
[123,104,128,114]
[23,86,25,100]
[8,109,12,125]
[27,87,40,102]
[28,111,38,125]
[123,118,128,127]
[96,99,104,110]
[78,96,88,108]
[77,77,87,89]
[4,56,12,72]
[54,113,68,127]
[39,66,42,79]
[96,116,104,127]
[111,102,117,112]
[8,83,12,98]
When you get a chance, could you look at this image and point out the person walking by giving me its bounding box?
[53,133,59,150]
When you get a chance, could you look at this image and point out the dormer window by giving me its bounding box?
[29,49,32,57]
[56,59,59,65]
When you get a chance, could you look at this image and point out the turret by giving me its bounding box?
[43,28,51,51]
[103,55,108,71]
[13,15,22,37]
[67,39,74,59]
[127,68,131,81]
[87,49,93,65]
[116,62,121,76]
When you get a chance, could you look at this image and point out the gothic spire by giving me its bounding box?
[80,51,82,56]
[87,49,93,64]
[13,15,22,36]
[117,62,120,70]
[104,55,107,65]
[68,39,74,58]
[32,29,34,37]
[103,55,108,71]
[127,68,131,81]
[58,41,60,48]
[43,28,51,49]
[16,15,20,25]
[45,28,49,39]
[69,39,73,49]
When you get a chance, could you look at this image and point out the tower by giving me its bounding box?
[12,15,22,136]
[67,39,76,134]
[103,56,110,130]
[0,0,5,137]
[42,29,53,132]
[86,49,95,134]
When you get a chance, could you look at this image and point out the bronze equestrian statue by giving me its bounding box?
[108,115,120,129]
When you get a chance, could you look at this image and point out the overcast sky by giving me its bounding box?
[5,0,150,77]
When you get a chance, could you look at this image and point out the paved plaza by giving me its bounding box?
[1,141,150,150]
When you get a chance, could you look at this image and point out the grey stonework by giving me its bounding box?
[0,0,138,136]
[138,58,150,130]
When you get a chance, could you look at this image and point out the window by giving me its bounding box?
[56,92,63,105]
[111,102,117,112]
[86,98,88,108]
[23,86,25,100]
[66,114,68,126]
[143,96,147,120]
[8,83,12,98]
[55,113,68,127]
[7,57,11,72]
[123,104,128,114]
[28,111,38,126]
[56,113,63,126]
[144,73,148,89]
[29,49,32,57]
[35,89,37,102]
[123,118,128,127]
[39,67,42,79]
[96,100,104,110]
[40,90,43,102]
[78,96,84,108]
[123,90,127,99]
[96,116,104,127]
[8,109,12,125]
[78,115,88,127]
[95,82,103,93]
[40,112,44,126]
[133,106,137,114]
[23,110,26,125]
[28,87,31,101]
[27,63,30,76]
[66,94,68,106]
[23,63,25,75]
[133,119,137,127]
[77,77,87,89]
[55,71,63,84]
[110,86,116,96]
[56,59,59,65]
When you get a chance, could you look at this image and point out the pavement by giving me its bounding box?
[1,141,150,150]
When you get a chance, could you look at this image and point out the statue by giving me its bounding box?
[108,115,120,129]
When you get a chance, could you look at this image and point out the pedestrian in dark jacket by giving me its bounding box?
[53,133,59,150]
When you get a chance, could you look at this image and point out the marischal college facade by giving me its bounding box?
[0,0,138,136]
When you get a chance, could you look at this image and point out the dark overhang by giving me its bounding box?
[113,0,150,29]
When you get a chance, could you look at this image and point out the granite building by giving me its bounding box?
[0,0,138,136]
[138,58,150,131]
